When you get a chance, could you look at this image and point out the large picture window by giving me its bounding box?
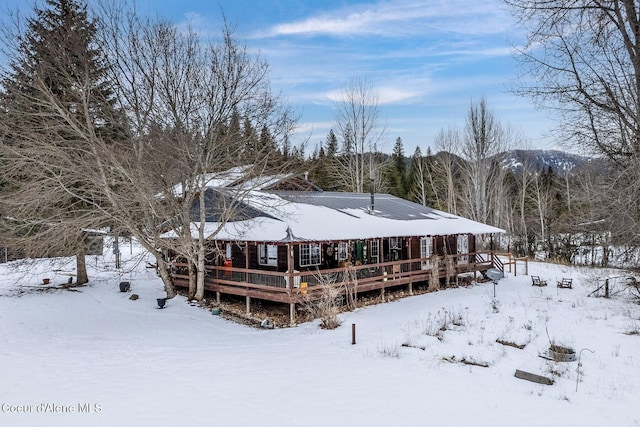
[299,243,321,267]
[258,244,278,266]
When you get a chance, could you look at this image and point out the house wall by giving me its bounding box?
[209,234,479,272]
[277,246,288,271]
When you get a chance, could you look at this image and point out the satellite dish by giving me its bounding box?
[486,268,503,282]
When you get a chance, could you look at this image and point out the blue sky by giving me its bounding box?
[4,0,558,155]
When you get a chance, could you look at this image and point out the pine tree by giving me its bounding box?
[242,117,258,160]
[389,137,408,198]
[326,129,338,158]
[227,110,242,158]
[309,130,340,191]
[3,0,121,141]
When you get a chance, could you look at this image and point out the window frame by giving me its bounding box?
[420,236,432,270]
[337,242,349,261]
[299,243,321,267]
[369,239,380,264]
[258,244,278,267]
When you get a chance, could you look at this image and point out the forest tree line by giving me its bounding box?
[295,101,628,266]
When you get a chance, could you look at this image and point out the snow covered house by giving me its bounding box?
[168,172,505,323]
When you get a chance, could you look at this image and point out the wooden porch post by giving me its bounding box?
[287,242,294,290]
[245,243,249,283]
[408,237,413,295]
[287,242,296,325]
[289,303,296,326]
[246,296,251,315]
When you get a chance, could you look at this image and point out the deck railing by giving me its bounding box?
[171,251,496,298]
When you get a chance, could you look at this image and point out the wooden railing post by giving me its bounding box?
[286,242,294,291]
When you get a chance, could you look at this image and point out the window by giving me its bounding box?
[389,237,400,250]
[299,243,321,267]
[457,235,469,265]
[337,242,349,261]
[388,237,402,261]
[420,237,433,270]
[369,240,380,264]
[258,244,278,266]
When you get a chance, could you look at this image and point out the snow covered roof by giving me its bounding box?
[170,166,253,197]
[174,188,505,242]
[169,168,318,196]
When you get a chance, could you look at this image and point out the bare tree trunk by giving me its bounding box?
[155,257,176,299]
[533,174,548,246]
[434,127,460,214]
[194,176,208,301]
[76,248,88,285]
[188,261,197,300]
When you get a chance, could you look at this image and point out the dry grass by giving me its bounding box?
[302,274,344,330]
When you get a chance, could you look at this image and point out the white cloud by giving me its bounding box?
[324,84,428,105]
[260,0,509,38]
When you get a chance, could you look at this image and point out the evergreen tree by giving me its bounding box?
[2,0,121,142]
[227,110,242,159]
[326,129,338,158]
[242,117,258,160]
[309,130,341,191]
[389,137,408,198]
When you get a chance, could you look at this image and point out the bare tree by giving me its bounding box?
[515,147,537,255]
[333,77,386,194]
[507,0,640,243]
[0,2,297,300]
[433,126,461,214]
[96,7,297,300]
[507,0,640,162]
[408,146,429,206]
[458,98,511,226]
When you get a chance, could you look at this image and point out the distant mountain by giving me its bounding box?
[499,149,598,176]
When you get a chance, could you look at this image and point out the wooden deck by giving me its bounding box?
[171,251,508,323]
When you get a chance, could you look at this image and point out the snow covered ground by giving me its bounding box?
[1,244,639,427]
